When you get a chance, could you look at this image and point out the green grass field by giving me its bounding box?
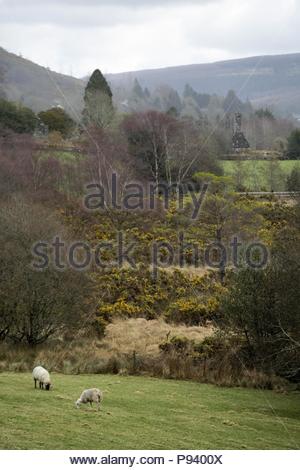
[0,373,299,450]
[222,160,300,191]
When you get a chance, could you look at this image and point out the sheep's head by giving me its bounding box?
[45,383,51,390]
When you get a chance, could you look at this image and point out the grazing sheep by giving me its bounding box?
[76,388,103,411]
[32,366,51,390]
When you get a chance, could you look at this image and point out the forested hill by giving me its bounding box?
[107,53,300,114]
[0,47,84,115]
[1,46,300,115]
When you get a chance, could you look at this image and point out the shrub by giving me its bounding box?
[38,107,75,138]
[93,267,222,335]
[159,335,190,353]
[286,167,300,191]
[221,261,300,381]
[0,98,37,134]
[165,297,219,326]
[287,129,300,159]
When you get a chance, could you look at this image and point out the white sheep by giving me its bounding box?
[32,366,51,390]
[76,388,103,411]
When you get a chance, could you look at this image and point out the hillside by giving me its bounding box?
[0,47,84,116]
[107,53,300,114]
[1,373,298,449]
[1,47,300,115]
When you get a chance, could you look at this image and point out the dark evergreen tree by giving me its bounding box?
[144,87,151,99]
[83,69,114,127]
[287,129,300,159]
[223,90,244,114]
[183,84,196,99]
[183,84,210,109]
[132,78,145,99]
[153,85,182,113]
[286,166,300,191]
[84,69,112,100]
[255,108,275,120]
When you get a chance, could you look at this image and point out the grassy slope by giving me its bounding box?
[0,47,84,113]
[0,373,299,450]
[222,160,300,191]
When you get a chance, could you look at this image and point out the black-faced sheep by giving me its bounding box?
[32,366,51,390]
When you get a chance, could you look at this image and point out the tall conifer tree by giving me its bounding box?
[83,69,114,127]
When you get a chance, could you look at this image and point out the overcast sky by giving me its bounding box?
[0,0,299,77]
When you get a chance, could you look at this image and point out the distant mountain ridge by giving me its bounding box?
[106,53,300,114]
[1,47,300,115]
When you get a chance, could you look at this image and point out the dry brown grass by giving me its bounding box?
[0,319,288,389]
[0,318,213,375]
[102,318,213,356]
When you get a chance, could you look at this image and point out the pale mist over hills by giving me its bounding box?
[1,46,300,117]
[107,53,300,115]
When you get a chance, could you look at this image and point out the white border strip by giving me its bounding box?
[0,450,298,469]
